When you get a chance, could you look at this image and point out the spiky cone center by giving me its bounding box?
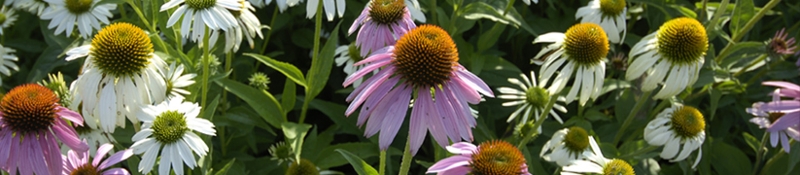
[392,25,459,87]
[0,84,59,134]
[564,126,590,156]
[0,13,6,24]
[603,159,635,175]
[470,140,526,175]
[656,17,708,65]
[563,23,609,66]
[670,106,705,139]
[186,0,217,10]
[269,142,294,161]
[65,0,94,14]
[90,22,153,77]
[152,110,189,144]
[525,86,550,109]
[70,164,100,175]
[348,43,364,62]
[369,0,406,25]
[599,0,626,17]
[768,112,785,124]
[285,159,320,175]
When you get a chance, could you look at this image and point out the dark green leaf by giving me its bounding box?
[281,79,297,115]
[245,53,307,87]
[710,141,752,175]
[306,22,341,99]
[282,122,312,162]
[335,149,379,175]
[202,95,220,120]
[315,143,379,169]
[215,78,285,128]
[477,23,506,52]
[742,132,760,153]
[214,159,236,175]
[730,0,754,35]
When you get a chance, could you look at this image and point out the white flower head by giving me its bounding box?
[67,23,167,133]
[576,0,627,43]
[644,103,706,169]
[163,63,197,101]
[40,0,116,38]
[161,0,242,47]
[533,23,609,106]
[11,0,48,16]
[131,97,216,175]
[626,17,707,99]
[561,137,635,175]
[210,0,264,53]
[0,44,19,87]
[0,6,18,35]
[541,127,593,166]
[497,71,567,125]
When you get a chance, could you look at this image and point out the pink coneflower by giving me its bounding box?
[62,143,133,175]
[752,81,800,152]
[768,28,797,57]
[343,25,494,154]
[0,84,89,175]
[348,0,416,57]
[426,140,530,175]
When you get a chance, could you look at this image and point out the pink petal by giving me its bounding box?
[53,119,89,152]
[424,91,450,149]
[763,81,800,92]
[446,142,477,155]
[376,86,411,150]
[102,168,132,175]
[426,155,471,173]
[345,67,395,115]
[409,89,430,155]
[43,132,63,175]
[455,68,494,97]
[94,143,114,167]
[343,59,392,87]
[768,113,800,132]
[99,149,133,170]
[357,77,401,126]
[56,106,84,124]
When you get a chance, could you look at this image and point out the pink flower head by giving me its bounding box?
[750,81,800,152]
[768,28,797,56]
[426,141,530,175]
[348,0,416,57]
[343,25,493,155]
[63,143,134,175]
[0,84,89,175]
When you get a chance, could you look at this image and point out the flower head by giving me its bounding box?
[67,22,167,133]
[576,0,627,43]
[627,17,708,99]
[130,97,216,175]
[343,25,493,154]
[0,84,88,175]
[349,0,416,57]
[163,63,197,100]
[748,81,800,152]
[286,158,320,175]
[63,143,134,175]
[541,127,594,166]
[533,23,609,106]
[40,0,115,38]
[211,0,264,53]
[0,6,18,35]
[10,0,48,16]
[767,28,798,58]
[269,141,295,165]
[0,43,19,87]
[561,136,635,175]
[644,103,705,169]
[161,0,242,46]
[248,72,271,90]
[427,140,531,175]
[497,71,567,125]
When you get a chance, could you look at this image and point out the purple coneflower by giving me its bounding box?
[752,81,800,152]
[0,84,88,175]
[62,143,133,175]
[343,25,493,154]
[768,28,797,57]
[426,140,530,175]
[348,0,416,57]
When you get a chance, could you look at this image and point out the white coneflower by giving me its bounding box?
[210,0,264,53]
[533,23,610,106]
[40,0,115,38]
[497,71,567,125]
[576,0,627,43]
[561,136,635,175]
[130,97,216,175]
[0,6,18,35]
[248,0,302,12]
[644,103,706,169]
[11,0,48,16]
[626,17,708,99]
[305,0,345,21]
[162,63,196,100]
[541,127,593,166]
[66,22,167,133]
[161,0,242,47]
[0,44,19,87]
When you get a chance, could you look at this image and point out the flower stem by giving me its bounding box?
[733,54,768,77]
[752,132,770,175]
[126,1,154,32]
[201,27,211,113]
[299,1,323,124]
[259,6,280,55]
[399,140,413,175]
[613,90,653,146]
[517,98,557,148]
[714,0,782,63]
[745,60,783,85]
[379,150,387,175]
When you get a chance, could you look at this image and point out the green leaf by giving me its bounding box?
[742,132,760,153]
[730,0,754,35]
[306,22,341,99]
[214,159,236,175]
[315,143,379,169]
[335,149,379,175]
[282,122,312,163]
[718,41,764,67]
[477,23,506,52]
[462,2,520,26]
[669,5,697,18]
[215,78,285,128]
[202,95,221,120]
[245,53,307,87]
[707,88,722,121]
[710,141,752,175]
[281,79,297,115]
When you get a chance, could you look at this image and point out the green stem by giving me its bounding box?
[753,132,770,175]
[398,140,413,175]
[259,6,280,55]
[517,99,557,148]
[299,1,323,124]
[613,90,653,145]
[715,0,782,63]
[379,150,387,175]
[201,27,211,113]
[733,54,768,77]
[620,145,659,159]
[127,1,154,32]
[503,0,515,16]
[431,0,438,25]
